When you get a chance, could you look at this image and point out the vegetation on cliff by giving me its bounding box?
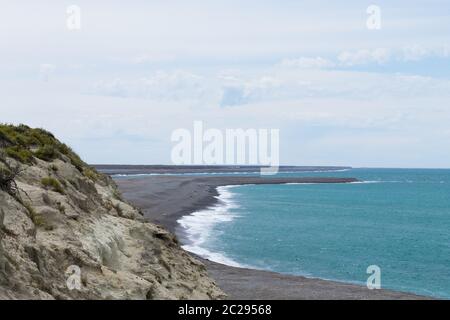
[0,124,87,170]
[0,124,224,300]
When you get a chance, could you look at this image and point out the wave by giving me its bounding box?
[177,185,246,268]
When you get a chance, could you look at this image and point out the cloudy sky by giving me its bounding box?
[1,0,450,167]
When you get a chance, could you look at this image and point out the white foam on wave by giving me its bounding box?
[177,185,246,268]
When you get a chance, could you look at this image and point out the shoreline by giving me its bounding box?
[178,184,250,268]
[114,174,429,300]
[115,175,358,234]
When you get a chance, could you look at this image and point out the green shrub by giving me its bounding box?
[5,146,34,164]
[0,130,12,146]
[68,154,84,172]
[0,124,88,171]
[57,143,72,156]
[83,168,98,181]
[41,177,65,194]
[57,143,86,171]
[0,126,17,145]
[29,128,55,146]
[0,124,36,147]
[34,145,59,161]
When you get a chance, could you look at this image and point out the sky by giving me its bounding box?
[1,0,450,167]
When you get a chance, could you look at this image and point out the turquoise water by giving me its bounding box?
[179,169,450,298]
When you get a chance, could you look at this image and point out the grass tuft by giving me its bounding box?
[5,146,34,163]
[83,168,98,181]
[41,177,65,194]
[34,145,58,161]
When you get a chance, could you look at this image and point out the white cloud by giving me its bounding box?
[279,44,450,71]
[402,45,430,61]
[278,57,334,69]
[90,70,210,102]
[338,48,391,66]
[401,44,450,61]
[87,63,450,112]
[108,53,178,65]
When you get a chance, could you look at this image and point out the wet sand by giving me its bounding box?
[115,174,428,300]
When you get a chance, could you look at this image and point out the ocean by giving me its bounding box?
[178,168,450,299]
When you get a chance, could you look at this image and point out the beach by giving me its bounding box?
[115,173,428,300]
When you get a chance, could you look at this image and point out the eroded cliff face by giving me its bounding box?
[0,125,224,300]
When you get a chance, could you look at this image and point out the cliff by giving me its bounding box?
[0,124,225,299]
